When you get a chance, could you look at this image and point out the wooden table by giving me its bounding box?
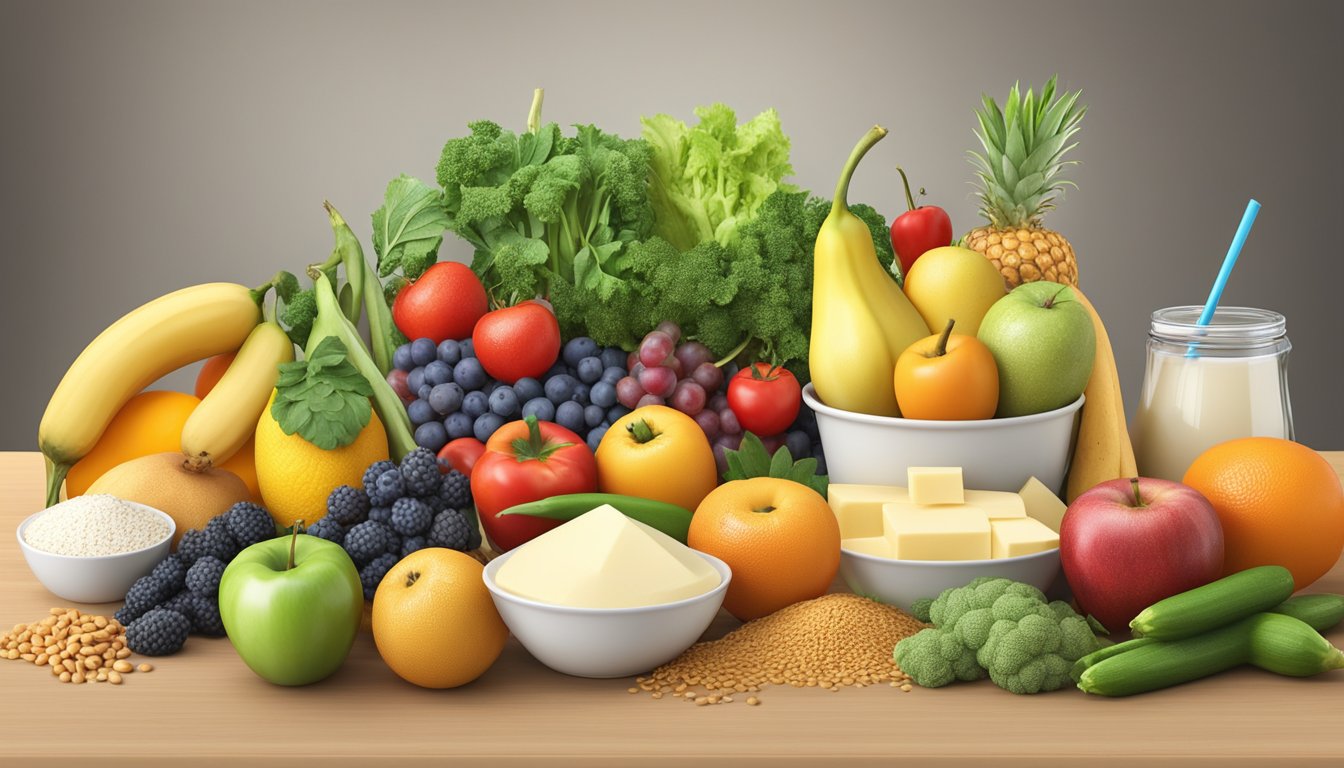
[1,451,1341,766]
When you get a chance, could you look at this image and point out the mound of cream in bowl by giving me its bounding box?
[483,504,731,678]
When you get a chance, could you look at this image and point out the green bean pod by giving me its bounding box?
[496,493,693,543]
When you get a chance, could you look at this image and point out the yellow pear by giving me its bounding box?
[903,246,1009,337]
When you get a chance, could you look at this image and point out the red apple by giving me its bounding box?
[1060,477,1224,633]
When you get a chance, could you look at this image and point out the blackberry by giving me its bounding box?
[466,517,482,551]
[400,535,428,559]
[368,505,392,524]
[424,494,447,514]
[161,589,195,623]
[186,556,226,597]
[439,469,472,509]
[177,529,205,565]
[326,484,370,526]
[428,510,472,551]
[344,520,395,566]
[358,553,399,601]
[200,517,241,561]
[362,459,397,492]
[224,502,277,548]
[390,497,433,537]
[150,554,188,593]
[306,517,346,545]
[399,447,443,497]
[369,469,405,506]
[186,593,226,637]
[122,574,173,623]
[126,609,191,656]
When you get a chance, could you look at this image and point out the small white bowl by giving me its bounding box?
[482,549,732,679]
[804,383,1083,493]
[17,501,175,604]
[839,545,1062,612]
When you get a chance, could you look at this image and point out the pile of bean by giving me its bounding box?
[1,608,155,684]
[632,593,927,706]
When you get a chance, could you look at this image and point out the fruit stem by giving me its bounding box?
[43,457,69,508]
[1043,283,1070,309]
[1129,478,1146,509]
[527,88,544,135]
[753,505,776,514]
[896,166,922,212]
[931,318,956,358]
[714,334,753,368]
[288,520,303,571]
[831,126,888,218]
[627,419,658,445]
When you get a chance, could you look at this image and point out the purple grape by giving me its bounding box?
[616,376,645,409]
[387,369,413,404]
[719,407,741,435]
[784,430,812,459]
[674,341,712,373]
[693,409,721,441]
[670,379,706,416]
[691,362,724,394]
[654,321,682,345]
[707,392,729,413]
[638,366,677,398]
[639,332,675,368]
[636,393,665,409]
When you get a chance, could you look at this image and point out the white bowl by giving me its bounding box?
[839,545,1062,612]
[482,549,732,679]
[17,501,175,604]
[804,383,1083,493]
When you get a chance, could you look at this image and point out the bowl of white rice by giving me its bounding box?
[17,494,175,603]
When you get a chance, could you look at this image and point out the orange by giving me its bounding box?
[1183,437,1344,590]
[195,352,236,398]
[218,435,262,503]
[66,390,200,497]
[372,548,508,688]
[688,477,840,621]
[893,324,999,420]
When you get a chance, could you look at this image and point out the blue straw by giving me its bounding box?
[1198,199,1261,326]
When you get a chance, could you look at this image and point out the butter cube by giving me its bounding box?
[990,516,1060,559]
[1019,476,1068,533]
[827,483,908,539]
[964,489,1027,519]
[908,467,964,505]
[841,536,892,559]
[882,504,991,561]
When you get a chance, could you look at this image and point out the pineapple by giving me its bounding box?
[965,75,1086,287]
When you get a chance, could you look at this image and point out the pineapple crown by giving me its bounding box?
[969,75,1086,229]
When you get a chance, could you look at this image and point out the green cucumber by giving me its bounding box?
[1129,565,1295,640]
[1069,637,1157,683]
[497,493,693,543]
[1247,613,1344,677]
[1269,593,1344,633]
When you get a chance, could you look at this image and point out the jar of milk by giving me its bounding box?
[1133,306,1293,482]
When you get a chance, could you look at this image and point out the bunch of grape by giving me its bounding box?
[387,336,630,454]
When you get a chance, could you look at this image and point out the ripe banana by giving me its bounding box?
[1066,288,1138,502]
[38,283,264,507]
[181,320,294,472]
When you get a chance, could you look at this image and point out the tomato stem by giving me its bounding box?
[510,414,574,462]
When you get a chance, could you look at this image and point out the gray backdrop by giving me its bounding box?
[3,0,1341,450]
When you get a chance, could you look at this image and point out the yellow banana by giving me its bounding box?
[810,126,930,417]
[181,320,294,472]
[38,283,264,506]
[1066,288,1137,501]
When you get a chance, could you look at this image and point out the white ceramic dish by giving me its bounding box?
[839,545,1062,612]
[17,500,175,604]
[482,549,731,679]
[804,383,1083,493]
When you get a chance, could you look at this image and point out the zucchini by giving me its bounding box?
[496,493,693,543]
[1069,637,1156,683]
[1129,565,1294,640]
[1269,593,1344,633]
[1247,613,1344,677]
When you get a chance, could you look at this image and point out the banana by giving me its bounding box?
[1066,288,1137,501]
[181,320,294,472]
[38,283,264,506]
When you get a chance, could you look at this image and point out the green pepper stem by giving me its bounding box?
[831,126,888,218]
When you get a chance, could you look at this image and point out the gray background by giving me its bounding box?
[3,0,1341,450]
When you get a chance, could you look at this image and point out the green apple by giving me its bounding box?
[976,281,1095,417]
[219,530,363,686]
[902,245,1008,337]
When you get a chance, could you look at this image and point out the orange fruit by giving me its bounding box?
[195,352,236,398]
[66,390,200,497]
[688,477,840,621]
[372,548,508,688]
[1183,437,1344,590]
[218,434,262,503]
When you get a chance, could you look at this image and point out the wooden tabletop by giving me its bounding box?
[1,450,1341,766]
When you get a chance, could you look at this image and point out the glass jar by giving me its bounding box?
[1132,306,1293,482]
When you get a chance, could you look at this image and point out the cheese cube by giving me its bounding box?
[1019,476,1068,533]
[990,516,1060,559]
[827,483,908,539]
[882,504,991,561]
[908,467,964,505]
[841,536,892,559]
[964,489,1027,519]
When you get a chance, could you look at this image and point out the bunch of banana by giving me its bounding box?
[1065,288,1138,502]
[37,283,269,507]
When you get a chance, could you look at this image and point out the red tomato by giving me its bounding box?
[470,415,597,552]
[437,437,486,477]
[392,261,489,343]
[472,302,560,383]
[727,363,802,437]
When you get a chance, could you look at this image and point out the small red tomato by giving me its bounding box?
[392,261,489,343]
[726,363,802,437]
[889,167,954,277]
[471,415,598,552]
[472,302,560,383]
[437,437,486,477]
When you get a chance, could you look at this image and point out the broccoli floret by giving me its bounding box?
[893,627,985,688]
[279,288,317,349]
[435,120,514,188]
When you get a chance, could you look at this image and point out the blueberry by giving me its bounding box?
[436,339,462,366]
[410,338,437,367]
[393,343,414,372]
[424,360,453,387]
[458,338,475,359]
[473,412,505,442]
[417,385,432,401]
[599,347,627,369]
[575,356,604,384]
[480,380,498,396]
[583,404,606,429]
[589,381,617,409]
[607,404,631,423]
[445,412,474,440]
[555,400,585,433]
[545,374,576,404]
[407,366,426,395]
[428,382,464,415]
[513,377,544,403]
[521,397,556,422]
[489,386,520,418]
[571,383,590,404]
[562,337,600,368]
[585,424,609,452]
[407,398,437,427]
[453,358,488,391]
[600,365,625,385]
[544,359,568,379]
[462,390,489,419]
[414,421,448,453]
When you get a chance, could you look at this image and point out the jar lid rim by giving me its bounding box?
[1150,306,1286,342]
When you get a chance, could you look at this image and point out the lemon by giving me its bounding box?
[254,390,389,528]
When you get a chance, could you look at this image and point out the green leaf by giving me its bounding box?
[768,443,794,478]
[270,336,374,450]
[372,175,450,280]
[736,432,772,478]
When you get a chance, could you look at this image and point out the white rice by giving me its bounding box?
[23,494,170,557]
